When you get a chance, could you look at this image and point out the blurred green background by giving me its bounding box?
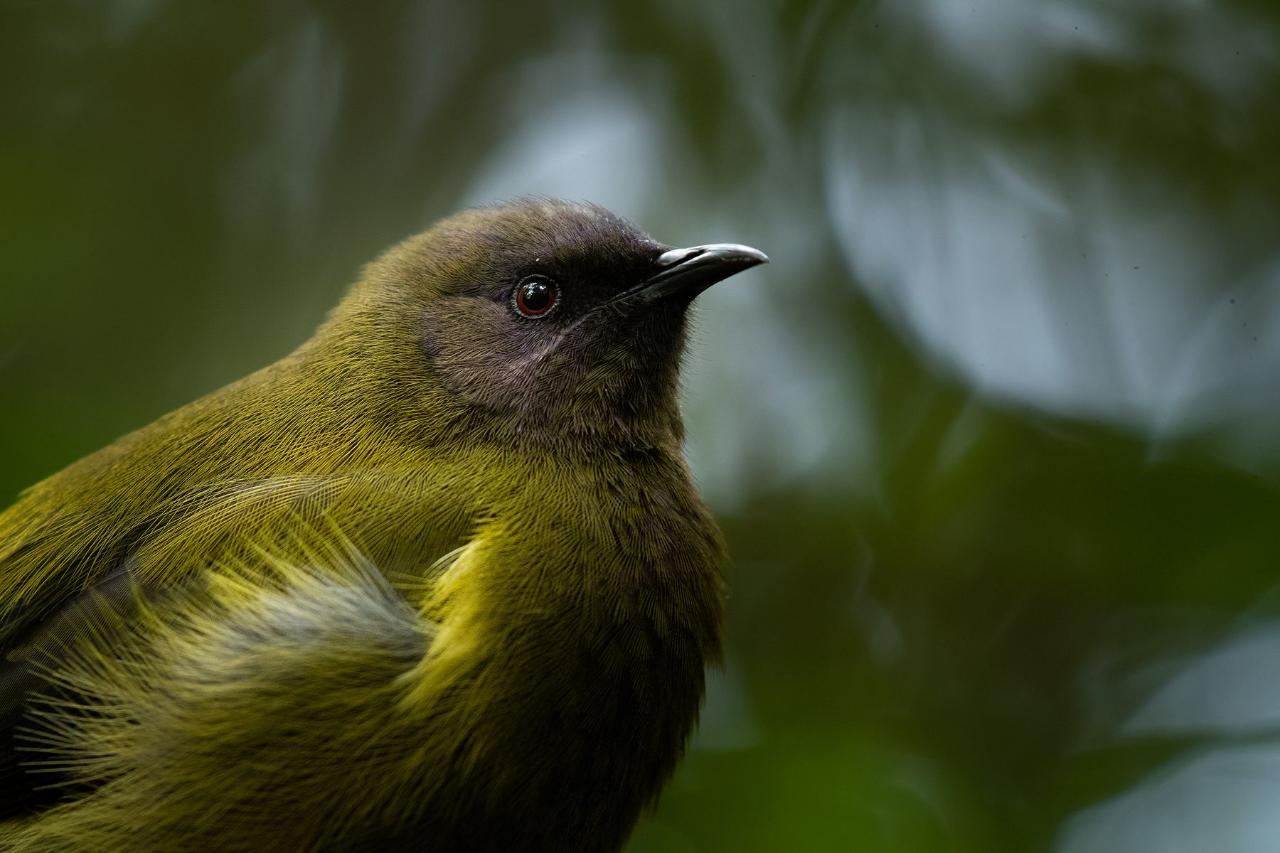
[4,2,1280,850]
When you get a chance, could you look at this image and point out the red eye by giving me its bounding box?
[513,275,559,318]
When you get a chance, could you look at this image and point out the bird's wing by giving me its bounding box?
[0,474,327,820]
[0,535,447,850]
[0,470,466,823]
[0,466,461,650]
[0,568,144,816]
[0,473,331,653]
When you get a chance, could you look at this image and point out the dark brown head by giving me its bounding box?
[336,199,766,449]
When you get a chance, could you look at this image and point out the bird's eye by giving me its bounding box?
[513,275,559,318]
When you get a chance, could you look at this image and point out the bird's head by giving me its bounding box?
[334,200,766,450]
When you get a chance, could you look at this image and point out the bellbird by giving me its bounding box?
[0,199,766,851]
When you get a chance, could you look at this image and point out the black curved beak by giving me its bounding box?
[615,243,769,307]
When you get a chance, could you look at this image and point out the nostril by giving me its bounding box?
[654,247,705,269]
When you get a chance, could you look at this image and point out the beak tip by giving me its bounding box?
[718,244,769,273]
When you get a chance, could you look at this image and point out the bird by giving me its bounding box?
[0,199,767,852]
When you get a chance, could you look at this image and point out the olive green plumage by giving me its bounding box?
[0,200,765,851]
